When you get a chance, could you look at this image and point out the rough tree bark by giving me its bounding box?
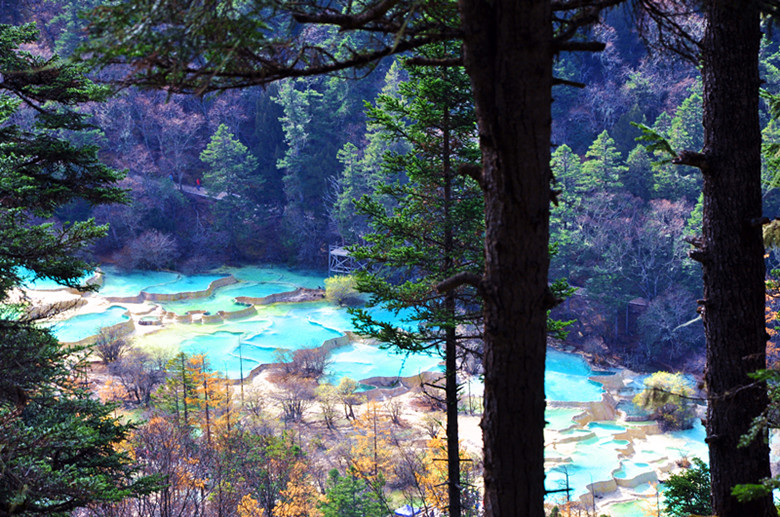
[458,1,552,516]
[699,1,776,515]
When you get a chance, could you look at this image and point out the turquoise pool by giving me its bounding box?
[144,273,229,294]
[52,265,711,512]
[326,342,442,382]
[217,265,324,289]
[546,349,607,402]
[18,266,91,291]
[98,266,180,298]
[545,407,583,431]
[160,281,264,315]
[52,305,129,343]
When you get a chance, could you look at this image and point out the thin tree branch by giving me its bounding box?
[458,164,484,189]
[552,77,586,88]
[405,56,463,67]
[553,41,607,52]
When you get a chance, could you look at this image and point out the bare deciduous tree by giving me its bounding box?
[274,376,316,422]
[109,350,167,406]
[94,327,131,364]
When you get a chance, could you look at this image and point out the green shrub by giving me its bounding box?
[633,371,697,430]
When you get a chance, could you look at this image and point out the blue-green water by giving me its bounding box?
[160,282,273,315]
[52,305,129,343]
[18,267,91,291]
[170,302,432,379]
[145,273,229,294]
[545,407,583,431]
[217,265,324,289]
[52,266,711,514]
[614,460,650,479]
[63,267,614,392]
[327,342,441,382]
[546,349,606,402]
[587,421,626,433]
[180,330,261,377]
[98,266,180,297]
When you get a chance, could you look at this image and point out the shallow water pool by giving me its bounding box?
[18,267,91,291]
[52,305,128,343]
[613,460,651,479]
[180,330,262,377]
[545,408,582,431]
[545,350,607,402]
[217,265,325,289]
[326,341,442,382]
[145,273,228,294]
[602,500,657,517]
[161,282,268,315]
[98,266,180,298]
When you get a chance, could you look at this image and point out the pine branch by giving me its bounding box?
[436,272,483,295]
[552,77,586,88]
[672,150,708,171]
[458,164,484,189]
[405,56,463,67]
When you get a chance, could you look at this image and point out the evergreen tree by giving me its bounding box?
[153,352,198,427]
[578,130,626,193]
[651,83,703,201]
[319,468,386,517]
[200,123,268,257]
[550,144,582,197]
[0,23,158,514]
[549,144,583,280]
[274,78,341,263]
[645,3,775,513]
[663,458,712,517]
[79,0,621,513]
[349,55,482,517]
[201,123,261,202]
[331,60,409,243]
[253,83,286,206]
[624,144,654,200]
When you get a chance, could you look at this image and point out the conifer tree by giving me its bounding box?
[578,130,626,193]
[332,60,410,243]
[80,1,621,514]
[201,123,262,202]
[348,54,481,517]
[154,352,198,427]
[0,22,158,514]
[200,124,264,256]
[319,468,386,517]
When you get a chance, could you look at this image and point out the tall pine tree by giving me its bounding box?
[348,54,482,517]
[0,23,159,514]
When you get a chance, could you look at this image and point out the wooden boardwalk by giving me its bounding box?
[329,245,365,274]
[180,184,227,200]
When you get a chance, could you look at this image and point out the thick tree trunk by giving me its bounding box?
[458,1,552,516]
[701,1,775,515]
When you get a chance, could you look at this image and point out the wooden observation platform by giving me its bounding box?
[328,245,365,275]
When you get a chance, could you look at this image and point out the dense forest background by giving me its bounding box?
[8,1,780,373]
